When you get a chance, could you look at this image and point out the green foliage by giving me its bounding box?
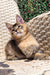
[17,0,50,22]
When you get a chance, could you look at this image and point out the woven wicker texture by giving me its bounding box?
[0,0,20,60]
[27,11,50,55]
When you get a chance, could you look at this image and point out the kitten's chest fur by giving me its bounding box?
[18,32,39,58]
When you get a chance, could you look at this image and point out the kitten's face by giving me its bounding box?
[6,15,28,40]
[11,23,27,39]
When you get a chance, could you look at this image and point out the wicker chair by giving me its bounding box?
[0,0,20,60]
[0,0,50,60]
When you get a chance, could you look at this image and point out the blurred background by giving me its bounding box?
[14,0,50,21]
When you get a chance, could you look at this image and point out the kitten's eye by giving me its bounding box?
[12,29,14,31]
[18,25,23,29]
[18,25,21,28]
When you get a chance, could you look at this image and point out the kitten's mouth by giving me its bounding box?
[17,32,22,34]
[17,32,23,36]
[15,30,24,36]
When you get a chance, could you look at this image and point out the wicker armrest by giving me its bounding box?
[27,11,50,55]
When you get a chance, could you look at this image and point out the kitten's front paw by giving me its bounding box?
[24,46,39,58]
[6,56,17,60]
[34,53,49,60]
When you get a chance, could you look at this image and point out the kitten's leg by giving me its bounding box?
[5,40,26,60]
[5,41,18,60]
[33,53,49,60]
[5,45,25,60]
[15,48,26,59]
[5,48,18,60]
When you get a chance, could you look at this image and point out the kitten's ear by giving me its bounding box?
[16,15,24,24]
[6,23,12,31]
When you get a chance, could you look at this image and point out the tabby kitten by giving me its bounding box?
[5,15,48,60]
